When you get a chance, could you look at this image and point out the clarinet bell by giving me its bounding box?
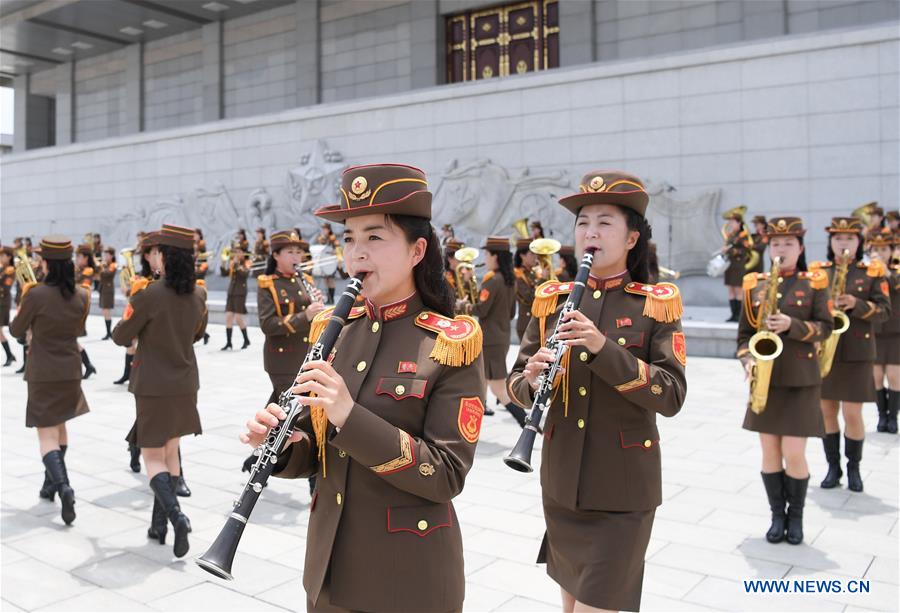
[503,425,538,473]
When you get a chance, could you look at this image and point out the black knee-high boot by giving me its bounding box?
[128,443,141,472]
[1,340,15,367]
[761,471,786,543]
[147,497,167,544]
[887,390,899,435]
[726,299,740,322]
[149,472,190,558]
[174,447,191,497]
[42,449,76,525]
[845,436,864,492]
[102,319,112,340]
[820,432,842,488]
[784,474,809,545]
[80,349,96,379]
[40,444,66,501]
[876,388,889,432]
[114,354,133,385]
[327,287,335,304]
[240,327,250,349]
[16,343,27,374]
[505,403,527,428]
[221,328,233,350]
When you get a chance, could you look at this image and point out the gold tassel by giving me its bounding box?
[808,269,828,290]
[742,273,758,291]
[428,315,483,367]
[641,288,684,323]
[308,311,330,346]
[531,292,559,319]
[311,399,327,479]
[867,259,886,278]
[560,349,571,417]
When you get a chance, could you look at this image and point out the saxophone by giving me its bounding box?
[817,249,851,378]
[747,256,784,414]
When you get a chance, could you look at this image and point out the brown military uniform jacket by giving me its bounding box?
[112,281,208,396]
[812,260,891,362]
[748,233,768,274]
[257,271,315,376]
[736,269,834,387]
[874,265,900,337]
[470,271,516,347]
[223,260,250,297]
[10,284,91,382]
[507,272,687,512]
[1,265,14,314]
[98,262,116,305]
[273,293,486,612]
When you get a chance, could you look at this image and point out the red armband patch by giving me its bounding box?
[123,303,134,321]
[479,289,490,302]
[458,397,484,444]
[672,332,687,366]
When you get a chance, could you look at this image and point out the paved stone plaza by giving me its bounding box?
[1,314,898,612]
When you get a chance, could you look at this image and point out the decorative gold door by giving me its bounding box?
[446,0,558,84]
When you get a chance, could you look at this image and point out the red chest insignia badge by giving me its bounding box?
[672,332,687,366]
[616,317,632,328]
[457,397,485,444]
[398,361,417,374]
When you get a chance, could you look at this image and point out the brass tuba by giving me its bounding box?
[530,238,561,281]
[513,218,529,240]
[13,247,37,286]
[454,247,479,304]
[119,248,135,289]
[747,256,784,414]
[817,249,851,377]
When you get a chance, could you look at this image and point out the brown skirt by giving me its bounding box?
[875,334,900,366]
[99,288,115,309]
[225,293,247,314]
[26,380,90,428]
[268,373,296,404]
[540,492,655,612]
[742,385,825,437]
[483,343,509,380]
[132,394,201,448]
[724,259,745,287]
[822,361,875,402]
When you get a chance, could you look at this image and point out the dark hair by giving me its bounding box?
[385,215,454,317]
[195,228,204,240]
[44,259,76,299]
[514,246,530,269]
[826,233,864,263]
[489,250,515,286]
[160,245,196,295]
[615,206,653,284]
[561,253,578,279]
[265,253,278,275]
[80,251,95,269]
[140,252,153,278]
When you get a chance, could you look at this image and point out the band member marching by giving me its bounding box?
[461,237,523,426]
[252,227,270,275]
[556,245,578,282]
[221,244,251,350]
[514,237,539,342]
[241,230,325,486]
[720,206,754,322]
[112,224,208,557]
[10,236,91,526]
[815,217,890,493]
[75,244,98,378]
[1,245,17,367]
[98,247,117,339]
[736,217,832,545]
[241,163,485,611]
[749,215,768,275]
[870,229,899,433]
[194,228,210,345]
[507,171,687,612]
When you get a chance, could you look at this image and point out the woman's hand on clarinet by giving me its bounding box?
[292,360,354,428]
[240,403,306,448]
[523,347,562,390]
[555,310,606,354]
[305,301,326,320]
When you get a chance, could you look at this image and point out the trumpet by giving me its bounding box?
[747,256,784,414]
[454,247,479,304]
[295,255,341,273]
[13,247,37,287]
[530,238,561,281]
[504,249,595,472]
[119,248,136,289]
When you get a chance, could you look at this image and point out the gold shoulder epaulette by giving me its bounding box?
[531,280,575,318]
[130,277,150,295]
[196,279,206,288]
[481,270,495,283]
[257,274,273,289]
[513,267,526,281]
[866,259,886,277]
[4,265,14,275]
[800,269,828,290]
[809,260,832,270]
[82,267,94,277]
[742,272,764,291]
[308,304,366,345]
[624,282,684,323]
[415,312,483,367]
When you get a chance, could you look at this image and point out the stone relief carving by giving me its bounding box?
[643,181,721,276]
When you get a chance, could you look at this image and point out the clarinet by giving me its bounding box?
[504,249,595,473]
[197,273,366,580]
[295,264,325,303]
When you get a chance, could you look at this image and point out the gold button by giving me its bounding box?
[419,313,429,320]
[338,450,347,458]
[593,290,601,299]
[578,386,587,396]
[865,333,870,339]
[395,384,406,396]
[797,301,802,306]
[579,351,588,362]
[278,348,284,353]
[643,439,652,448]
[777,277,784,283]
[303,337,308,342]
[776,293,783,299]
[336,493,342,505]
[807,352,813,358]
[371,321,380,333]
[617,337,626,346]
[577,419,585,429]
[419,463,435,476]
[417,520,428,531]
[356,361,366,372]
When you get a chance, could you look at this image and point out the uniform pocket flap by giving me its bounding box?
[605,331,645,348]
[376,377,428,400]
[794,348,816,359]
[387,503,453,537]
[620,425,660,450]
